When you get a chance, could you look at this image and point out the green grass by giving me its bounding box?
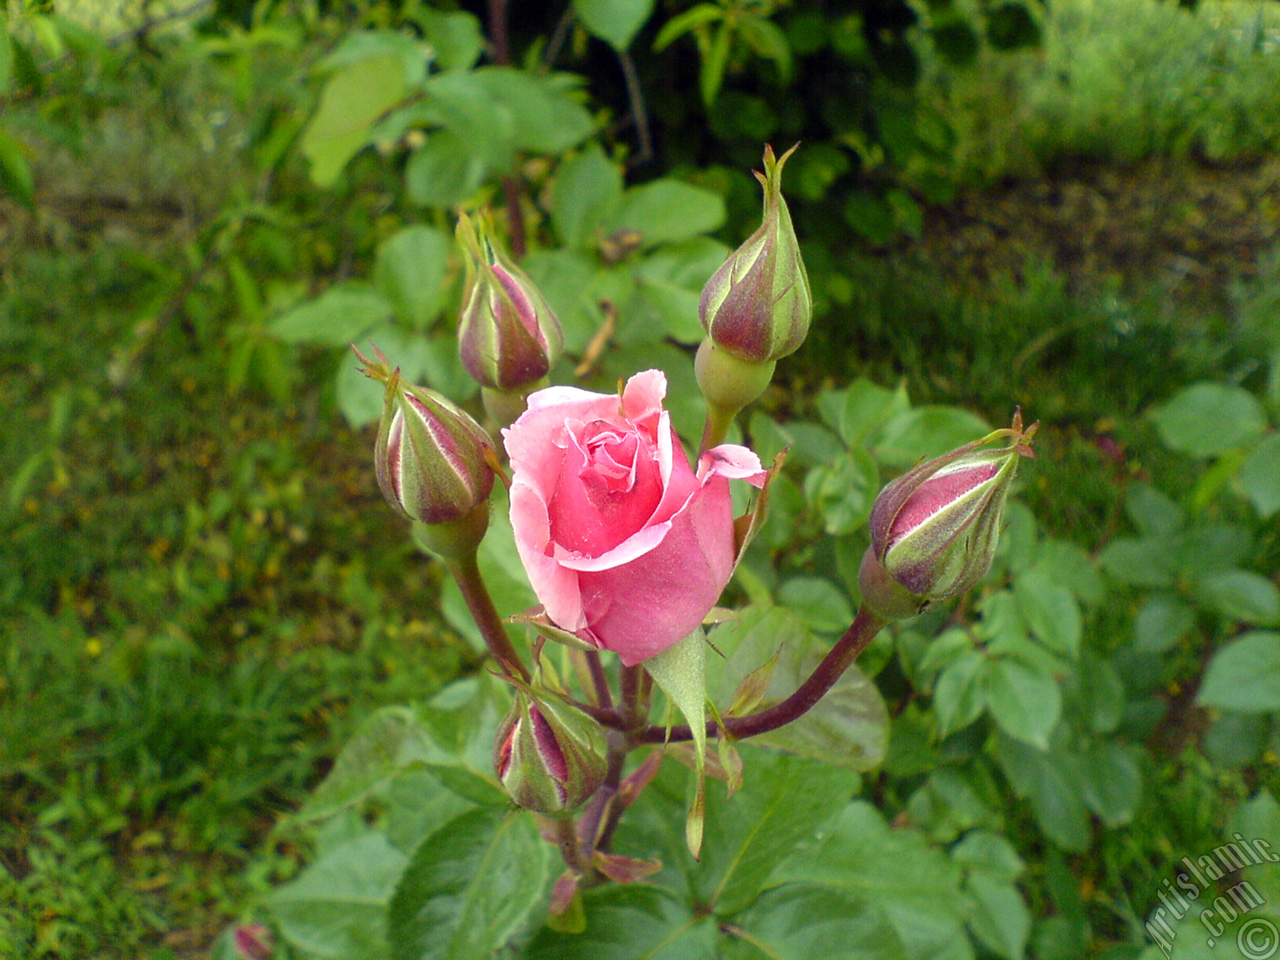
[929,0,1280,179]
[3,2,1279,955]
[0,38,474,958]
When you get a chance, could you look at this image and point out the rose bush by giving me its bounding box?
[504,370,765,665]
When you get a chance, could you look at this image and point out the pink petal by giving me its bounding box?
[577,474,736,666]
[699,443,766,485]
[510,479,586,632]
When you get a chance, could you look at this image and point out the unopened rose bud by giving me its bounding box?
[858,411,1037,619]
[356,346,496,534]
[493,689,608,815]
[699,144,811,364]
[232,925,273,960]
[456,211,563,411]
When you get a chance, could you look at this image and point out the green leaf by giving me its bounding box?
[986,658,1061,750]
[907,768,1003,845]
[753,660,889,773]
[698,749,861,914]
[0,33,12,94]
[1241,433,1280,517]
[834,378,909,447]
[417,8,483,71]
[701,21,732,106]
[777,577,853,634]
[966,874,1031,960]
[736,14,793,81]
[986,1,1041,50]
[872,406,992,469]
[724,884,908,960]
[1150,383,1267,458]
[994,735,1089,852]
[1073,654,1125,735]
[519,249,602,354]
[405,131,490,208]
[645,628,709,858]
[0,128,34,208]
[1197,632,1280,713]
[952,831,1024,883]
[525,885,717,959]
[374,225,451,329]
[336,322,451,428]
[1204,711,1269,769]
[1097,536,1179,589]
[653,4,723,52]
[553,144,624,249]
[1030,540,1104,606]
[634,238,731,344]
[1191,569,1280,626]
[321,30,428,86]
[383,768,476,855]
[932,18,980,66]
[298,707,435,822]
[1133,593,1195,654]
[772,801,968,959]
[302,54,409,187]
[1125,483,1185,537]
[844,190,897,244]
[269,832,408,960]
[934,650,988,738]
[802,448,879,536]
[573,0,657,51]
[469,69,594,155]
[388,808,552,960]
[1014,570,1082,659]
[608,179,726,247]
[1078,741,1142,828]
[411,675,512,805]
[270,283,393,346]
[1233,789,1280,902]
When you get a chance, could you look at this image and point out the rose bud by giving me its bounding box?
[232,925,273,960]
[503,370,767,666]
[858,411,1037,620]
[699,144,811,365]
[356,346,497,535]
[456,211,564,424]
[493,689,608,815]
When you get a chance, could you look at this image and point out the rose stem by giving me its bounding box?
[698,402,738,457]
[446,552,531,683]
[618,664,647,730]
[637,606,887,744]
[584,650,614,710]
[552,816,589,873]
[576,729,629,864]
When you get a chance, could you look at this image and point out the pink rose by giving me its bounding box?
[504,370,765,666]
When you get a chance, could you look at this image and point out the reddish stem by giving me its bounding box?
[638,606,887,744]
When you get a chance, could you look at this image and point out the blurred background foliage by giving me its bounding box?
[1,0,1279,956]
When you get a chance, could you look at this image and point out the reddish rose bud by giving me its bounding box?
[493,688,608,815]
[232,925,273,960]
[456,211,563,393]
[356,346,497,529]
[699,144,811,364]
[859,411,1037,619]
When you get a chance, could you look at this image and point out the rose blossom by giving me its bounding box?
[503,370,765,666]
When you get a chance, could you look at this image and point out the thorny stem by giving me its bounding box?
[553,816,589,872]
[618,664,647,730]
[637,606,888,744]
[576,729,629,859]
[584,650,614,710]
[447,553,531,684]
